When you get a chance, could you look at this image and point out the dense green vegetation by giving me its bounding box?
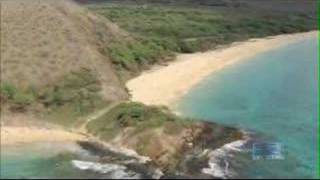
[88,3,316,74]
[87,102,192,141]
[1,69,107,126]
[39,70,101,106]
[107,38,175,72]
[41,69,108,126]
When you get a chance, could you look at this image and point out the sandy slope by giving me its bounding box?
[1,126,86,145]
[127,31,317,107]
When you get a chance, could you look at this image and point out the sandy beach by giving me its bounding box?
[127,31,317,107]
[1,126,86,145]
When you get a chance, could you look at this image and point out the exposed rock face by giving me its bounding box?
[109,122,242,171]
[83,120,243,175]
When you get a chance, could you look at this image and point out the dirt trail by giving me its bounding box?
[77,102,123,133]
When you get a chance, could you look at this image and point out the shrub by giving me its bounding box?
[178,39,202,53]
[108,38,169,71]
[37,70,108,126]
[12,91,35,106]
[109,45,136,70]
[0,82,17,99]
[0,82,35,110]
[39,70,102,108]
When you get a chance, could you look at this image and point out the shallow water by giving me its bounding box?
[0,141,165,179]
[0,142,103,179]
[178,35,318,178]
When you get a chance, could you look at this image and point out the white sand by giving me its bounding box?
[127,31,317,108]
[1,126,86,145]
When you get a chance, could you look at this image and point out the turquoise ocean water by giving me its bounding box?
[0,142,102,179]
[0,34,317,179]
[178,34,318,178]
[0,142,158,179]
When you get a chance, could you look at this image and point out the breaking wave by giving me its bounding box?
[202,139,247,179]
[71,160,142,179]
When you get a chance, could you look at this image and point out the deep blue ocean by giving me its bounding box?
[178,34,318,178]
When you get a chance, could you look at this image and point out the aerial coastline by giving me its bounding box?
[2,31,316,147]
[1,0,317,178]
[127,31,317,108]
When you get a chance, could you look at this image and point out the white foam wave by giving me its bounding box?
[202,139,247,179]
[71,160,141,179]
[151,168,164,179]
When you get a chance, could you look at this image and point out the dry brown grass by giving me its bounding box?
[1,0,130,101]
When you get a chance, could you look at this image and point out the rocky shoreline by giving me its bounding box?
[77,121,244,178]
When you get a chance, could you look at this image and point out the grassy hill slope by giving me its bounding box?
[1,0,128,98]
[1,0,130,125]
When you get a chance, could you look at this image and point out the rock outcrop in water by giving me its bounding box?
[83,102,243,176]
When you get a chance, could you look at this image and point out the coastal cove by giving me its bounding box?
[127,31,317,107]
[127,31,318,178]
[1,31,317,179]
[1,0,318,179]
[177,32,318,178]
